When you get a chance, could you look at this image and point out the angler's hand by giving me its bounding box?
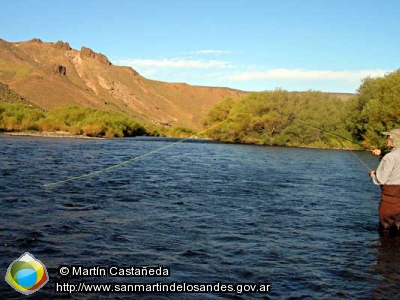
[371,149,381,156]
[369,170,376,176]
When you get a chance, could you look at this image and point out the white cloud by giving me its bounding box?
[140,68,158,77]
[115,58,233,69]
[224,69,389,81]
[185,50,233,55]
[110,56,392,92]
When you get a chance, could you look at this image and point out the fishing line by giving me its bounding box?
[347,150,372,171]
[43,116,234,188]
[43,112,372,188]
[235,112,373,169]
[288,118,372,170]
[290,119,366,149]
[333,134,372,171]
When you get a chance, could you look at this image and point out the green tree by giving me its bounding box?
[347,69,400,148]
[203,89,355,148]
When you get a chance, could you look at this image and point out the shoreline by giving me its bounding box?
[0,131,366,151]
[0,131,103,139]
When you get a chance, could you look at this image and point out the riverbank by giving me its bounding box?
[0,130,365,150]
[0,131,102,139]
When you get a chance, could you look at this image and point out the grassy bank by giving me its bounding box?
[0,103,156,138]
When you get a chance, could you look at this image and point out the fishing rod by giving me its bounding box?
[43,112,372,187]
[290,119,367,149]
[328,131,373,171]
[232,112,373,171]
[235,112,368,149]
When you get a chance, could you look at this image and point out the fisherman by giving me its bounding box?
[370,129,400,230]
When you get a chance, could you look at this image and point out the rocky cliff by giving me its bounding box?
[0,38,248,129]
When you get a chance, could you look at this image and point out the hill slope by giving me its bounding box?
[0,38,248,129]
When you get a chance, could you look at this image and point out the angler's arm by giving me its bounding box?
[370,155,394,185]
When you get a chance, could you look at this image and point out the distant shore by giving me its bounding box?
[0,130,365,150]
[0,131,102,139]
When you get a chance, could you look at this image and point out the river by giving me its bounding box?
[1,135,399,299]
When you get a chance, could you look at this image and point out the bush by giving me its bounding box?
[0,103,44,132]
[203,89,358,148]
[0,103,150,138]
[167,126,196,138]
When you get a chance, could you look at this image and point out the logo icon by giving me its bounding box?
[5,252,48,295]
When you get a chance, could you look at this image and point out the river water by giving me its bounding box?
[1,135,399,299]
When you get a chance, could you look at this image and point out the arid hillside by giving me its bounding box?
[0,38,248,129]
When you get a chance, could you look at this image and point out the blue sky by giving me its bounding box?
[1,0,399,93]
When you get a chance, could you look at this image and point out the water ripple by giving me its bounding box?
[1,136,397,299]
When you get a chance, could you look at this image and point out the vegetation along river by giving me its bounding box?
[1,135,399,299]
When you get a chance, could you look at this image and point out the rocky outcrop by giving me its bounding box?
[80,46,111,66]
[53,65,67,76]
[122,66,140,76]
[54,41,71,51]
[1,38,249,129]
[29,38,43,44]
[96,53,111,66]
[80,46,96,58]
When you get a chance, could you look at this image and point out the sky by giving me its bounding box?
[1,0,399,93]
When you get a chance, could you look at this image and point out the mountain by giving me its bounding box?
[0,38,248,129]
